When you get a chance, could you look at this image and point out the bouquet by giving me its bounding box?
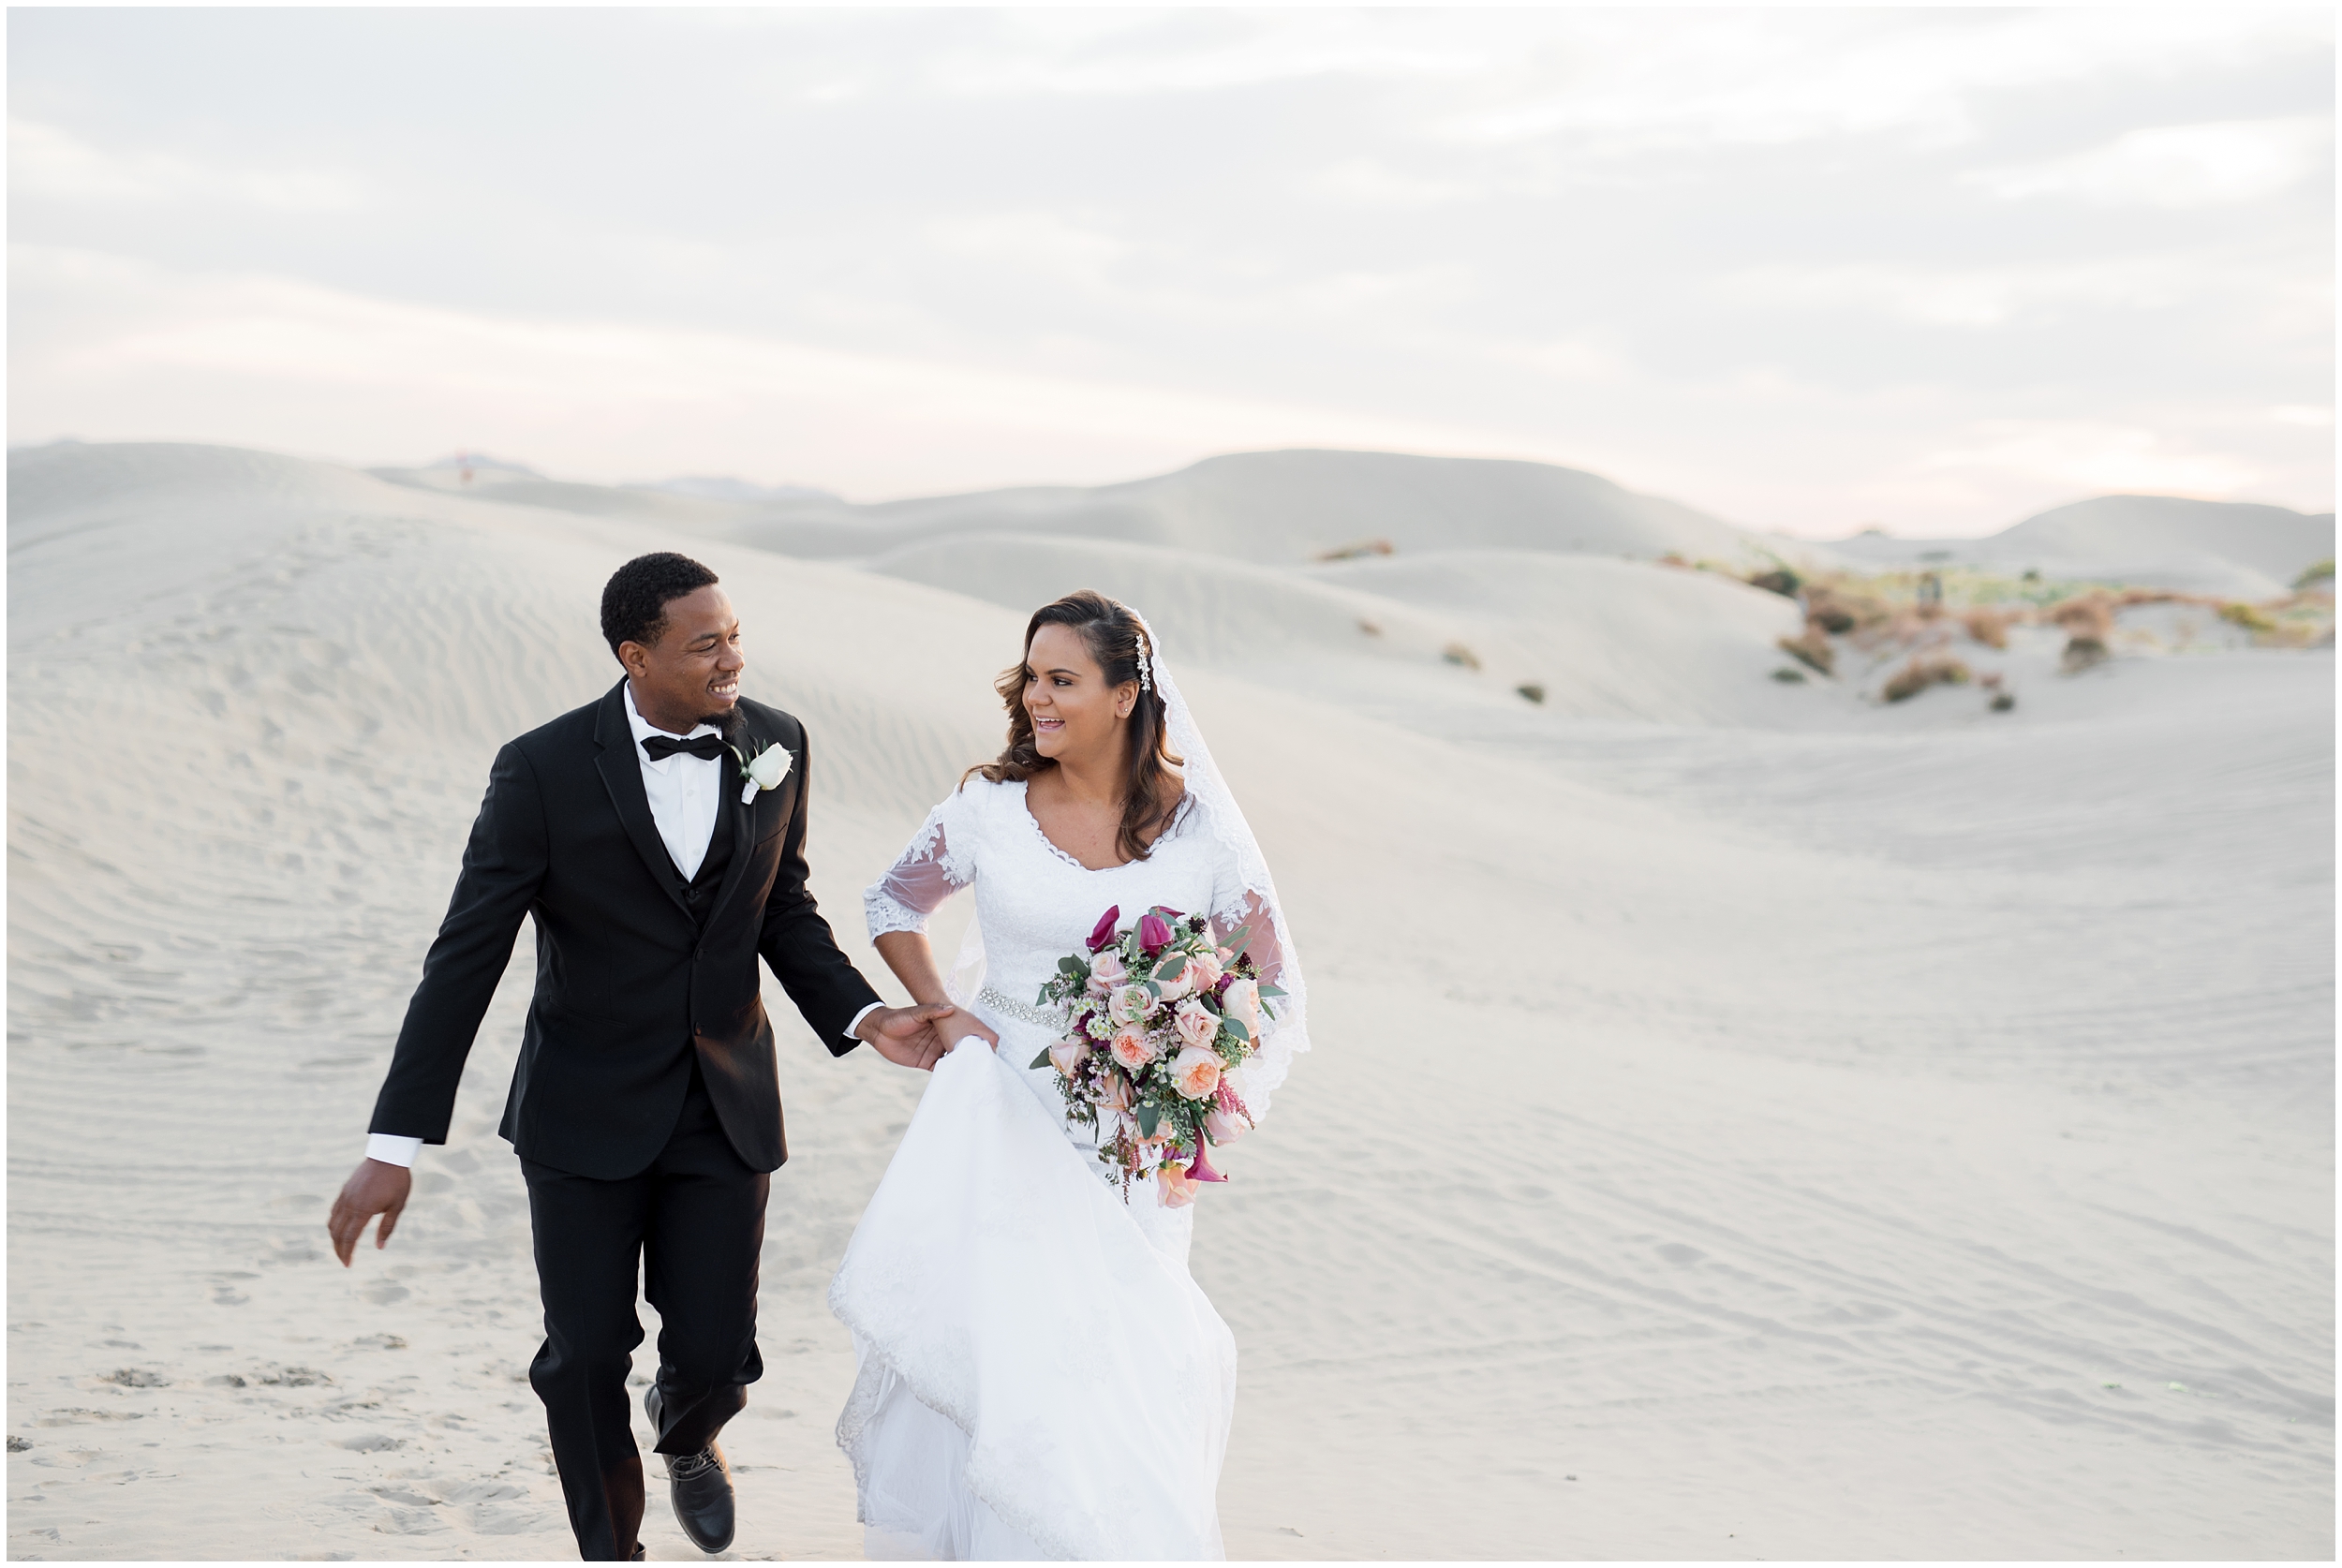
[1030,903,1284,1207]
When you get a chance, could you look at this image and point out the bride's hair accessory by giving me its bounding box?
[1131,620,1151,693]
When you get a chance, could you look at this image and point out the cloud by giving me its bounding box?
[1719,259,2196,329]
[1917,419,2260,496]
[7,116,362,213]
[1964,117,2333,209]
[7,245,1546,494]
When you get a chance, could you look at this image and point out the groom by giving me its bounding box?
[328,553,960,1561]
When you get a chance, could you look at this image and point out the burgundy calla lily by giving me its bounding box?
[1185,1140,1227,1183]
[1137,912,1173,954]
[1087,906,1121,954]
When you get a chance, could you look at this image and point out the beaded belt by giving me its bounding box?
[976,985,1066,1031]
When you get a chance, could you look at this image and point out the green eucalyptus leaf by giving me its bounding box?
[1223,925,1254,961]
[1257,983,1287,998]
[1156,954,1187,984]
[1136,1102,1160,1138]
[1029,1047,1055,1071]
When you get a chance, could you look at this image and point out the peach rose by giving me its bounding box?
[1091,1068,1134,1113]
[1170,1044,1223,1102]
[1107,1025,1158,1072]
[1156,1161,1201,1209]
[1046,1037,1090,1079]
[1171,998,1219,1052]
[1106,984,1155,1027]
[1152,961,1193,1002]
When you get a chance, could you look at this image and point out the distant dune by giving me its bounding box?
[1823,493,2335,598]
[8,439,2333,1561]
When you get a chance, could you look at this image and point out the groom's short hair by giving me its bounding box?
[601,553,720,659]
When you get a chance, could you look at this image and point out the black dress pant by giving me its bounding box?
[520,1055,769,1561]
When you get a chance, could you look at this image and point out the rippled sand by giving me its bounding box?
[8,443,2332,1559]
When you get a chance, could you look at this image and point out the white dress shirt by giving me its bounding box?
[365,684,882,1167]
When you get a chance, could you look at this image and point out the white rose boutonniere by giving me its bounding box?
[733,740,793,805]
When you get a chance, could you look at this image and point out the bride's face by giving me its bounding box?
[1023,624,1135,765]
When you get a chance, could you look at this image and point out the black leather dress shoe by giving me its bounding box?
[645,1387,735,1555]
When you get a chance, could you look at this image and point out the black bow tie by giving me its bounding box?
[642,732,729,762]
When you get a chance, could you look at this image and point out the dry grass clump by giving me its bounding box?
[1802,584,1887,635]
[1516,682,1546,704]
[2062,636,2111,673]
[1746,568,1801,598]
[1776,628,1835,675]
[1960,607,2009,649]
[1441,642,1482,670]
[2219,601,2279,633]
[2047,592,2115,640]
[2293,558,2334,589]
[1881,656,1971,703]
[1990,691,2017,712]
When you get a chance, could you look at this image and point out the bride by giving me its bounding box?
[829,590,1310,1561]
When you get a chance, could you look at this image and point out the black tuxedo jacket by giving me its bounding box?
[367,680,882,1178]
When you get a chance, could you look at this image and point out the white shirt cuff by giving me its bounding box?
[366,1133,423,1167]
[847,1002,884,1043]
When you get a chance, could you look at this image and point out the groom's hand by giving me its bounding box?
[856,1004,996,1070]
[328,1159,412,1266]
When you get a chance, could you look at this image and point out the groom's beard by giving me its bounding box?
[701,705,746,740]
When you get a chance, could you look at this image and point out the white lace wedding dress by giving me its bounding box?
[830,769,1303,1561]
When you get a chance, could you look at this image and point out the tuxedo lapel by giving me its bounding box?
[703,715,763,930]
[592,680,693,922]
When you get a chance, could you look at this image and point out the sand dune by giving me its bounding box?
[8,441,2333,1561]
[1821,495,2335,599]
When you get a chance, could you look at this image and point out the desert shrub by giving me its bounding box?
[1807,602,1857,634]
[2062,635,2110,673]
[1802,584,1885,634]
[1990,691,2016,712]
[1356,618,1384,637]
[1442,642,1482,670]
[2294,558,2335,589]
[1748,568,1801,597]
[1960,607,2009,649]
[1776,629,1835,675]
[1882,657,1971,703]
[1771,667,1807,684]
[2219,601,2278,633]
[2048,593,2114,640]
[1516,682,1546,704]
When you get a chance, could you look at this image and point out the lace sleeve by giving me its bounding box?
[865,787,979,939]
[1203,809,1306,1119]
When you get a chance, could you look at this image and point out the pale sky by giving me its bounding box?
[8,7,2334,536]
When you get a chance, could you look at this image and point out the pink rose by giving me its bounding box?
[1152,958,1193,1002]
[1089,949,1127,987]
[1185,950,1223,992]
[1106,984,1155,1027]
[1170,1044,1222,1102]
[1092,1068,1134,1113]
[1046,1037,1090,1078]
[1156,1161,1201,1209]
[1203,1104,1250,1145]
[1107,1025,1158,1072]
[1172,998,1218,1052]
[1221,977,1261,1037]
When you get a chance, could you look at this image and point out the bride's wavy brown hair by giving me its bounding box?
[970,590,1184,863]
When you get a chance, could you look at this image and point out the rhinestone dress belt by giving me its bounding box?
[976,985,1066,1031]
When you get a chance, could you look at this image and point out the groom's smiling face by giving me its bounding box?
[620,584,745,733]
